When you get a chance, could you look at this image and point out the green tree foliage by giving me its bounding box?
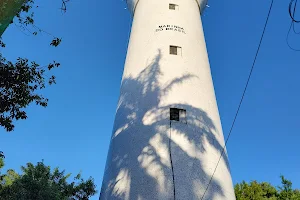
[0,0,68,131]
[0,57,61,131]
[278,176,300,200]
[235,176,300,200]
[0,158,97,200]
[0,152,4,158]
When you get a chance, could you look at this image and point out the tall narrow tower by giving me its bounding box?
[100,0,236,199]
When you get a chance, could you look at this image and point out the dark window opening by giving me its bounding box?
[170,108,186,123]
[169,4,178,10]
[170,46,177,55]
[170,45,182,55]
[170,108,180,121]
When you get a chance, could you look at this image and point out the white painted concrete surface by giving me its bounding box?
[100,0,236,199]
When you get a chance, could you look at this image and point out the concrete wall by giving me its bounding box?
[100,0,235,199]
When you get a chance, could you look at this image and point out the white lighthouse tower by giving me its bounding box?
[100,0,236,199]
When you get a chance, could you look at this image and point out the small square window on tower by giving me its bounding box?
[169,4,178,10]
[170,46,182,56]
[170,108,187,123]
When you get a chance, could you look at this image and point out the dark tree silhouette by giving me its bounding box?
[0,0,68,131]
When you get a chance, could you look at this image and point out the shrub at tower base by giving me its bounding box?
[0,158,97,200]
[235,176,300,200]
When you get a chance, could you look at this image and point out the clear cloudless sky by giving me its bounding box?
[1,0,300,199]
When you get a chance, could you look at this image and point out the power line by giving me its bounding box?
[169,121,176,200]
[287,0,300,51]
[200,1,274,199]
[289,0,300,22]
[287,22,300,51]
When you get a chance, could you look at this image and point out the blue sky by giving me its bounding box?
[1,0,300,199]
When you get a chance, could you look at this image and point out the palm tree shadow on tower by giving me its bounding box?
[100,50,232,200]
